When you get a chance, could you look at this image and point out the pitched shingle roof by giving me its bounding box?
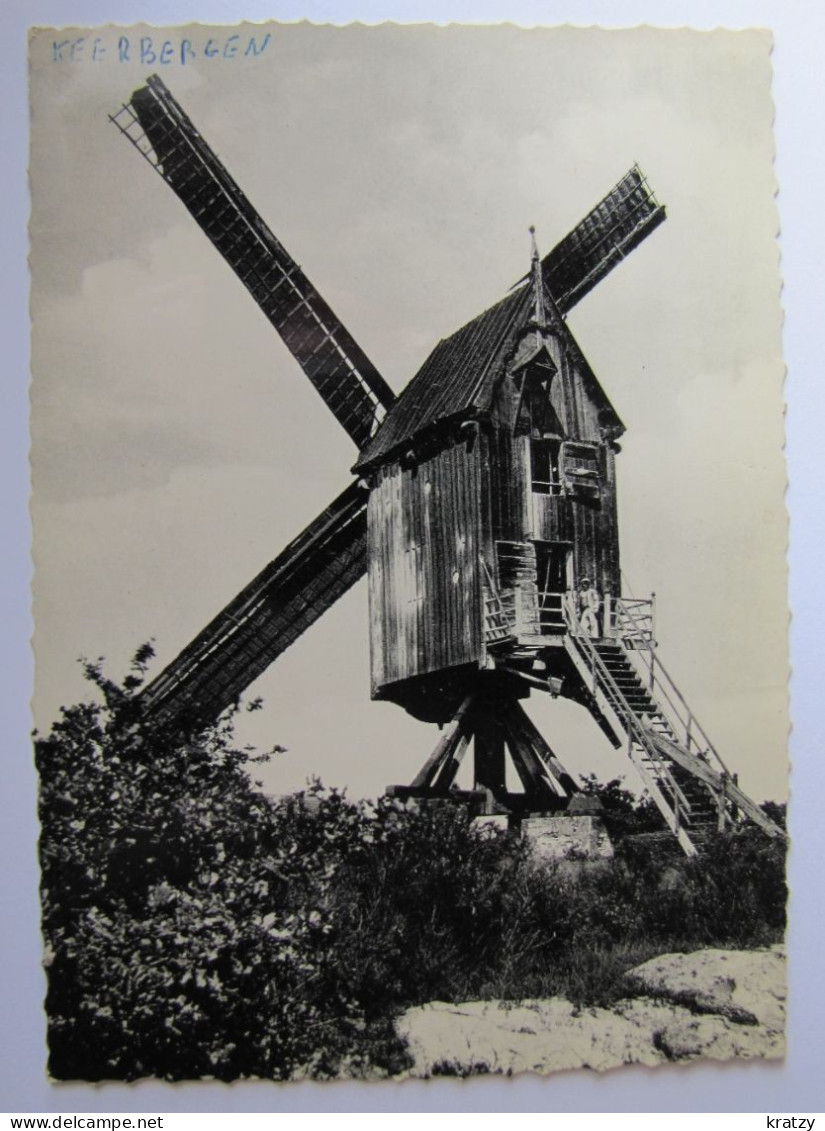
[355,276,624,472]
[355,286,533,470]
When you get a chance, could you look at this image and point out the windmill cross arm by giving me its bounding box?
[110,74,396,451]
[141,480,368,727]
[513,165,666,315]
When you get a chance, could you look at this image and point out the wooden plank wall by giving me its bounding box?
[368,441,483,693]
[486,416,532,545]
[565,450,620,599]
[484,329,621,604]
[532,494,572,543]
[556,343,621,599]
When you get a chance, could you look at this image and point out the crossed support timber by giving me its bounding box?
[388,688,579,815]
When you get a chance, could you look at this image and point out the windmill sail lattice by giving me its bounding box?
[109,75,396,450]
[542,166,666,313]
[142,482,368,725]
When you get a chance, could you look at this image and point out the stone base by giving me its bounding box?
[522,815,614,861]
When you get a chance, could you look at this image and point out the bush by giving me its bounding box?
[36,649,396,1081]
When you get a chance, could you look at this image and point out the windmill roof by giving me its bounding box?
[355,285,532,470]
[355,277,623,471]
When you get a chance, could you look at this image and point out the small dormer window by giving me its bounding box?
[512,347,563,434]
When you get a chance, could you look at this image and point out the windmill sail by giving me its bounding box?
[543,165,666,314]
[109,75,396,450]
[141,481,368,726]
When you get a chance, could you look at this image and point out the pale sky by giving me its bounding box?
[29,22,787,803]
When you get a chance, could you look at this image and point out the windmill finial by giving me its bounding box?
[529,225,547,329]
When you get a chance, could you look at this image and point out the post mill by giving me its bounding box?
[109,75,784,857]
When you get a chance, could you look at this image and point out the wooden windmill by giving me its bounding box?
[110,75,783,856]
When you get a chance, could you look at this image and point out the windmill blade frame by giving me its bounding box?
[542,164,666,314]
[109,74,396,450]
[141,481,368,726]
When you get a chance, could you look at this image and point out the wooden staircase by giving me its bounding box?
[562,613,784,856]
[591,641,719,840]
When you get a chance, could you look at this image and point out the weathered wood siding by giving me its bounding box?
[484,325,621,605]
[485,408,531,546]
[531,336,621,598]
[567,441,620,599]
[532,493,572,543]
[368,441,483,694]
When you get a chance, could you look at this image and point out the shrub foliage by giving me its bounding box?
[36,651,787,1081]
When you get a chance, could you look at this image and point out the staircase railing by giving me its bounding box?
[565,593,785,846]
[536,588,566,632]
[609,595,731,780]
[611,594,655,647]
[562,596,699,854]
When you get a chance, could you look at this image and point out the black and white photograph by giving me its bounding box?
[27,19,790,1088]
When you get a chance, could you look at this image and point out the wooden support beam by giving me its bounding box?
[503,701,557,792]
[498,701,559,807]
[433,729,472,790]
[503,727,542,796]
[498,663,556,693]
[473,706,507,796]
[410,693,474,789]
[509,699,580,796]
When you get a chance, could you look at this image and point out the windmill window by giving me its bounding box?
[531,437,562,496]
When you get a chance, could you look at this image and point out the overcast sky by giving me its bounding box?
[29,21,787,803]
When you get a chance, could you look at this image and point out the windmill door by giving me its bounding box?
[535,540,572,634]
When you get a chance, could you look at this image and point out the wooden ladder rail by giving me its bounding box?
[479,555,514,645]
[646,730,786,841]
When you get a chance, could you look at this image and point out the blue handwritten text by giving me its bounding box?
[51,32,271,64]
